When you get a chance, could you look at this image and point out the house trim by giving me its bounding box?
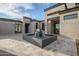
[0,18,22,23]
[46,6,79,16]
[59,6,79,14]
[44,3,65,11]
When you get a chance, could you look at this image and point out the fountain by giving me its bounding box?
[23,29,57,48]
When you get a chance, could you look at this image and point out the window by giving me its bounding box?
[64,13,77,20]
[15,24,22,33]
[56,24,60,30]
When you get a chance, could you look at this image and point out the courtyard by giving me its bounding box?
[0,34,77,56]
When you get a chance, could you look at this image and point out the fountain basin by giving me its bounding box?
[23,33,57,48]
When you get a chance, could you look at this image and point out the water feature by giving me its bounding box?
[23,29,57,48]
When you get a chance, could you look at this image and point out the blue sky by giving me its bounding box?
[0,3,55,20]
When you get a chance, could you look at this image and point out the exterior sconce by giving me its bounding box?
[48,20,51,23]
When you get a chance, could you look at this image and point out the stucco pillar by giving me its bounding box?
[60,15,63,35]
[45,18,48,34]
[51,20,54,34]
[21,18,25,34]
[76,11,79,40]
[48,20,51,34]
[38,22,40,29]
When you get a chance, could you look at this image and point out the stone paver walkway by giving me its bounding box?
[0,34,77,56]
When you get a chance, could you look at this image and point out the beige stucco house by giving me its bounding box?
[22,16,41,34]
[0,18,22,35]
[0,16,43,35]
[44,3,79,40]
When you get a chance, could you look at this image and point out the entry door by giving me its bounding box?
[25,24,29,33]
[54,21,59,34]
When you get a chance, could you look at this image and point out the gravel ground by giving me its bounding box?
[0,34,77,56]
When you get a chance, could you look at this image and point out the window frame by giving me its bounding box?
[15,24,22,33]
[64,13,78,20]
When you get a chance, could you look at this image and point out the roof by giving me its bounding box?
[59,6,79,14]
[0,17,43,23]
[40,20,44,22]
[0,18,22,23]
[31,19,41,22]
[23,16,41,22]
[23,16,32,20]
[44,3,65,12]
[44,3,79,15]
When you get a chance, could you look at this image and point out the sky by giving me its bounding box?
[0,3,55,20]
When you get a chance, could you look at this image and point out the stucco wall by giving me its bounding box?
[40,20,45,30]
[0,21,20,35]
[66,3,75,9]
[22,18,40,33]
[29,21,36,33]
[60,11,79,39]
[23,18,31,23]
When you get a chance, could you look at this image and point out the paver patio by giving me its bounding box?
[0,34,77,56]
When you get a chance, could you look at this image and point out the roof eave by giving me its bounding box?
[44,3,65,12]
[59,6,79,14]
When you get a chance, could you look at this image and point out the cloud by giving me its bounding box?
[0,3,34,19]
